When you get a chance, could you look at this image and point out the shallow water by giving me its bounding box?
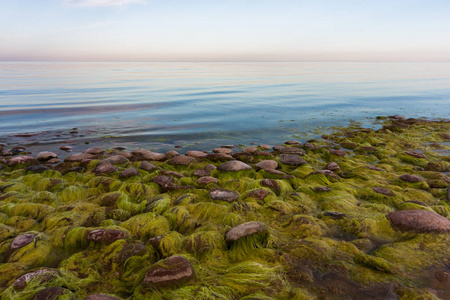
[1,62,449,153]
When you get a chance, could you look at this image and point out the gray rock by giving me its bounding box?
[280,154,307,166]
[197,176,218,185]
[132,149,166,161]
[209,188,240,202]
[185,150,207,158]
[99,155,129,165]
[93,163,118,175]
[225,221,268,242]
[399,174,423,183]
[36,151,58,161]
[205,164,217,171]
[83,147,104,155]
[168,155,196,166]
[139,161,159,172]
[11,233,37,250]
[6,155,36,167]
[255,160,278,171]
[372,187,395,196]
[119,168,140,178]
[388,210,450,233]
[143,255,194,287]
[217,160,252,172]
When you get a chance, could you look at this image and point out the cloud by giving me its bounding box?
[53,22,116,33]
[65,0,145,7]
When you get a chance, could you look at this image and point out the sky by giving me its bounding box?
[0,0,449,61]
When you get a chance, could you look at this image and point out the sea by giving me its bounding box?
[0,62,449,155]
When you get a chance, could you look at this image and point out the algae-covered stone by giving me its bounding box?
[12,268,59,290]
[86,228,129,244]
[399,174,423,183]
[218,160,252,172]
[198,176,218,185]
[143,255,194,287]
[225,221,268,242]
[6,156,36,167]
[119,168,140,178]
[152,175,178,192]
[30,287,71,300]
[10,233,36,250]
[255,160,278,171]
[209,188,239,202]
[84,294,121,300]
[388,210,450,233]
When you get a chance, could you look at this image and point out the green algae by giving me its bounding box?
[120,212,170,241]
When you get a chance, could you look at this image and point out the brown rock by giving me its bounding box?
[231,152,253,163]
[247,189,269,201]
[119,168,140,178]
[65,153,95,162]
[205,153,233,162]
[260,179,280,194]
[225,221,268,242]
[193,168,211,177]
[160,170,184,178]
[198,176,218,185]
[285,140,302,145]
[30,287,66,300]
[132,149,166,161]
[324,162,340,171]
[152,175,177,192]
[143,255,194,287]
[6,156,37,167]
[313,186,332,192]
[36,151,58,161]
[259,144,271,150]
[185,150,207,158]
[280,154,307,166]
[213,148,232,154]
[47,158,60,164]
[93,163,118,175]
[209,188,240,202]
[308,170,340,181]
[400,174,423,183]
[60,146,72,151]
[279,146,304,155]
[366,165,384,171]
[11,233,36,250]
[83,147,104,155]
[217,160,252,172]
[404,151,427,159]
[168,155,196,166]
[139,161,159,172]
[165,150,179,157]
[86,229,127,244]
[255,160,278,171]
[243,146,258,154]
[205,164,217,171]
[329,149,347,157]
[372,187,395,196]
[13,269,59,290]
[388,210,450,233]
[99,155,129,165]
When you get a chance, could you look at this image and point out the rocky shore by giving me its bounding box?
[0,116,449,299]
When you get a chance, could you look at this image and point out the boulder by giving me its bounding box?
[388,210,450,233]
[372,187,395,196]
[168,155,196,166]
[217,160,252,172]
[132,149,166,161]
[93,163,118,175]
[119,168,140,178]
[143,255,194,287]
[280,154,306,166]
[209,188,239,202]
[139,161,159,172]
[36,151,58,161]
[255,160,278,171]
[225,221,268,242]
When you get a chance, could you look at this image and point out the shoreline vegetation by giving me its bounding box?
[0,116,449,299]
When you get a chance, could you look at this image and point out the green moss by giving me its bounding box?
[58,185,87,204]
[4,203,55,221]
[145,194,171,215]
[396,152,429,167]
[354,254,396,274]
[155,231,184,257]
[120,212,170,241]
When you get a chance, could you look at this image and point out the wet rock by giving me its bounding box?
[404,151,427,159]
[165,150,179,157]
[303,143,317,150]
[209,188,240,202]
[86,229,127,244]
[13,269,59,290]
[47,158,60,164]
[83,147,104,155]
[372,187,395,196]
[198,176,218,185]
[132,149,166,161]
[185,150,208,158]
[193,168,211,177]
[260,179,280,194]
[93,163,118,175]
[314,186,332,193]
[117,152,133,159]
[11,233,36,250]
[26,165,50,173]
[388,115,405,120]
[65,166,85,174]
[388,210,450,233]
[65,153,95,162]
[243,146,258,154]
[255,160,278,171]
[247,189,269,201]
[217,160,252,172]
[139,161,159,172]
[225,221,268,242]
[356,146,377,154]
[279,146,304,155]
[213,148,232,154]
[99,155,129,165]
[329,149,347,157]
[143,255,194,287]
[152,175,177,192]
[400,174,423,183]
[205,164,217,171]
[36,151,58,161]
[60,146,72,151]
[119,168,140,178]
[259,144,271,150]
[254,151,272,157]
[308,170,340,181]
[168,155,196,166]
[324,162,340,172]
[84,294,121,300]
[280,154,307,166]
[231,152,253,163]
[205,153,233,162]
[30,287,67,300]
[6,155,37,167]
[285,140,302,145]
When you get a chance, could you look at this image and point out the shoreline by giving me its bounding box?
[0,116,449,299]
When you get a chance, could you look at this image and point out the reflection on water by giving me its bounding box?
[0,62,449,153]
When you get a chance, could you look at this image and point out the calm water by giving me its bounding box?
[0,62,449,154]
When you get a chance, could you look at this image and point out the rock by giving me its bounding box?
[285,140,302,145]
[221,145,235,148]
[30,287,67,300]
[6,155,36,167]
[366,165,384,171]
[400,174,423,183]
[185,150,207,158]
[231,152,253,163]
[209,188,240,202]
[205,164,217,171]
[205,153,233,162]
[132,149,166,161]
[324,162,340,171]
[99,155,129,165]
[404,151,427,159]
[217,160,252,172]
[314,186,332,193]
[213,148,232,154]
[11,233,36,250]
[165,150,179,157]
[259,144,271,150]
[152,175,177,192]
[254,151,272,157]
[93,163,118,175]
[388,210,450,233]
[36,151,58,161]
[278,146,304,155]
[26,165,50,173]
[86,229,127,244]
[47,158,60,164]
[372,187,395,196]
[84,294,121,300]
[247,189,269,201]
[143,255,194,287]
[117,152,133,159]
[160,170,184,178]
[139,161,159,172]
[280,154,307,166]
[388,115,405,120]
[168,155,196,166]
[65,153,95,162]
[13,269,59,290]
[329,149,347,157]
[225,221,268,242]
[255,160,278,171]
[243,146,258,154]
[260,179,280,194]
[119,168,140,178]
[198,176,218,185]
[83,147,104,155]
[341,142,357,149]
[440,133,450,140]
[308,170,340,181]
[60,146,72,151]
[193,168,210,177]
[264,169,290,177]
[323,212,347,219]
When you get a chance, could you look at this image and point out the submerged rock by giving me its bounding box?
[143,255,194,287]
[225,221,268,242]
[388,210,450,233]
